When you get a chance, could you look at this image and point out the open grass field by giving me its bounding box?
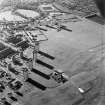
[0,0,105,105]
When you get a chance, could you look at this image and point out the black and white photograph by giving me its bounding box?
[0,0,104,105]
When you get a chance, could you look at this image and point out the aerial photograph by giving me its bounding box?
[0,0,104,105]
